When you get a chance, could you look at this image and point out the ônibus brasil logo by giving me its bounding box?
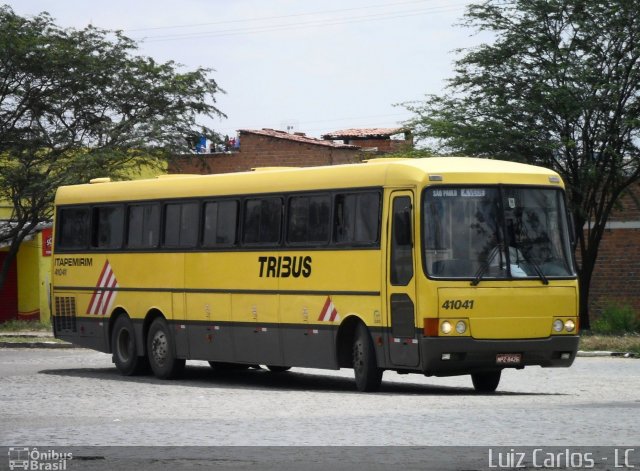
[7,447,72,470]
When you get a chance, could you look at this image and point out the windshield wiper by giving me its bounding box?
[470,245,502,286]
[517,249,549,285]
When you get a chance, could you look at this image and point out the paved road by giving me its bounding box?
[0,349,638,469]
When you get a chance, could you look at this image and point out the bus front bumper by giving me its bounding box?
[420,335,580,376]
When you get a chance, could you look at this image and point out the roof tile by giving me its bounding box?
[239,129,358,149]
[322,127,407,139]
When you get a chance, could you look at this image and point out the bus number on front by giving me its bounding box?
[441,299,474,310]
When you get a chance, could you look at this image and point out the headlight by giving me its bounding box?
[564,320,576,332]
[553,319,564,332]
[441,321,452,334]
[456,320,467,334]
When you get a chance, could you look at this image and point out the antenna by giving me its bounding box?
[280,120,299,133]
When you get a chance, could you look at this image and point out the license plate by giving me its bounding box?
[496,353,522,365]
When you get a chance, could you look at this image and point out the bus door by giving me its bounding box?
[387,191,419,367]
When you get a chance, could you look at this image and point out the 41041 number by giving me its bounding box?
[441,299,474,310]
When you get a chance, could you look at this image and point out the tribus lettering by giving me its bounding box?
[258,256,312,278]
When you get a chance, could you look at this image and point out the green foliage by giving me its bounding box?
[591,303,640,335]
[402,0,640,328]
[0,6,226,288]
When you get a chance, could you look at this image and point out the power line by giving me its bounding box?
[295,112,412,126]
[135,4,466,42]
[124,0,447,33]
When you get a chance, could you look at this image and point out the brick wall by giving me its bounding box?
[343,138,411,153]
[588,228,640,315]
[169,132,364,175]
[609,181,640,221]
[588,181,640,316]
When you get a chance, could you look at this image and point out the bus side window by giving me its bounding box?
[91,205,124,249]
[287,195,330,245]
[202,200,238,247]
[334,192,380,245]
[163,202,199,248]
[56,207,90,250]
[127,204,160,248]
[242,198,282,245]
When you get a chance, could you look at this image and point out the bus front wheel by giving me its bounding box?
[111,315,148,376]
[352,324,382,392]
[471,370,501,392]
[147,318,185,379]
[266,365,291,373]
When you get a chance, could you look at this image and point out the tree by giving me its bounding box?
[403,0,640,329]
[0,7,225,292]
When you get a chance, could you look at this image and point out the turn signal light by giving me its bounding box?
[424,318,439,337]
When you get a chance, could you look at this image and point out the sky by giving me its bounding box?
[4,0,485,140]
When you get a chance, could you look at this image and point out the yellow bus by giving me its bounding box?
[51,157,579,392]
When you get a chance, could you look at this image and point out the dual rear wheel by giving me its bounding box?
[112,316,184,379]
[146,318,185,379]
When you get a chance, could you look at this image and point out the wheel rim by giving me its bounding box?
[116,328,131,363]
[151,329,168,366]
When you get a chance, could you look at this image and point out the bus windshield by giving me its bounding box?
[423,186,575,281]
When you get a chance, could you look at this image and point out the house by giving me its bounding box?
[169,129,364,174]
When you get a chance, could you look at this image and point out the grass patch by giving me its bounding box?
[579,334,640,355]
[0,319,52,332]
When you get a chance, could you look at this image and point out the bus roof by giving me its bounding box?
[55,157,564,205]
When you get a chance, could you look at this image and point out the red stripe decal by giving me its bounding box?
[87,260,109,314]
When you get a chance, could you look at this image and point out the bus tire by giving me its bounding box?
[112,315,148,376]
[471,370,501,392]
[147,317,185,379]
[352,323,382,392]
[266,365,291,373]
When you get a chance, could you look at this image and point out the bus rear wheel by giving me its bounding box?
[147,318,185,379]
[352,324,382,392]
[112,315,148,376]
[471,370,501,392]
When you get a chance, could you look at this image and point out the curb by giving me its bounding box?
[0,341,78,349]
[0,333,53,339]
[577,350,637,358]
